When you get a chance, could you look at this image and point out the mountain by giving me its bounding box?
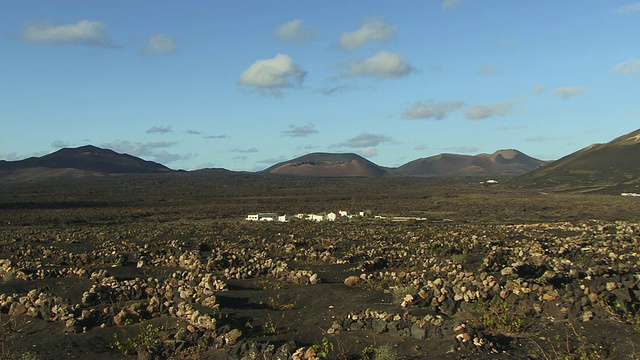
[392,149,547,177]
[0,145,172,176]
[264,152,387,177]
[515,128,640,189]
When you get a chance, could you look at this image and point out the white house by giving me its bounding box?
[278,215,293,222]
[325,212,340,221]
[306,214,324,222]
[339,210,349,217]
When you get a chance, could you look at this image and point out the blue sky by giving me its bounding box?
[1,1,639,171]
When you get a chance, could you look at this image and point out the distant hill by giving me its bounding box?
[392,149,547,177]
[264,152,387,177]
[0,145,172,180]
[515,128,640,189]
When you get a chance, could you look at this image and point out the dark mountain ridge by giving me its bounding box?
[515,128,640,189]
[5,127,639,183]
[0,145,172,174]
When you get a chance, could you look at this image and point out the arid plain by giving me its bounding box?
[2,171,640,359]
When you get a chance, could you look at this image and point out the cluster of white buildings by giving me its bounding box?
[621,192,640,197]
[245,210,365,222]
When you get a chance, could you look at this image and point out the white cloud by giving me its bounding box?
[146,126,173,134]
[20,20,119,48]
[554,86,588,99]
[154,151,191,164]
[281,123,319,137]
[0,152,19,161]
[238,54,306,94]
[613,59,640,75]
[402,100,465,120]
[443,0,465,9]
[616,2,640,13]
[359,147,378,157]
[339,18,396,50]
[347,51,414,79]
[329,134,387,157]
[140,34,176,56]
[464,99,524,120]
[275,19,315,43]
[101,140,186,164]
[332,132,393,149]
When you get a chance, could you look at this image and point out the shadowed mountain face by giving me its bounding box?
[515,128,640,188]
[392,149,547,177]
[264,152,387,177]
[0,145,172,176]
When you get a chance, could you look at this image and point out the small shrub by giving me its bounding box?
[391,284,419,305]
[260,294,295,311]
[472,298,532,335]
[361,343,398,360]
[373,343,397,360]
[110,324,163,355]
[261,313,286,336]
[311,337,334,359]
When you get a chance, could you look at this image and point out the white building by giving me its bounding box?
[306,214,324,222]
[246,213,279,221]
[325,212,340,221]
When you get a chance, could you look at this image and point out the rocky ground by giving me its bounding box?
[1,175,640,359]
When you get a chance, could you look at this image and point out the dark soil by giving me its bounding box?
[1,174,640,359]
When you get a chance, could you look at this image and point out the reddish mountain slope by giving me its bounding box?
[264,153,386,177]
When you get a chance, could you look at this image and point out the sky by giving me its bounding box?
[1,1,640,171]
